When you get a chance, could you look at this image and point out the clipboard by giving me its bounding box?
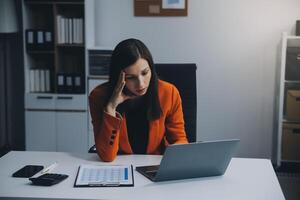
[74,164,134,187]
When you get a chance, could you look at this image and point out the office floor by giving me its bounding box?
[0,150,298,199]
[275,162,300,200]
[0,149,9,158]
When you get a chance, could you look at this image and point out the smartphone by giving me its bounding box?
[12,165,44,178]
[123,86,137,97]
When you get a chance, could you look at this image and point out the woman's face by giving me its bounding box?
[123,58,152,96]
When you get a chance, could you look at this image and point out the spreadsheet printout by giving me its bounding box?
[74,164,133,187]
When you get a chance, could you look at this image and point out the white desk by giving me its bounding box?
[0,151,285,200]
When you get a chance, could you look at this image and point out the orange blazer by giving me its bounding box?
[89,79,188,162]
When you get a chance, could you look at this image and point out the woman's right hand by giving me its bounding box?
[105,71,133,117]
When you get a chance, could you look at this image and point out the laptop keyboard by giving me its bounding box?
[136,165,159,180]
[144,165,159,171]
[146,170,157,177]
[144,165,159,176]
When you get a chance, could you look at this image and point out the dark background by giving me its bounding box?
[0,0,25,155]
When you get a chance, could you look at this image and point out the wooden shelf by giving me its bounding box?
[282,119,300,123]
[27,50,55,54]
[88,75,109,80]
[55,2,84,5]
[56,44,84,47]
[25,0,83,5]
[25,1,55,5]
[284,80,300,84]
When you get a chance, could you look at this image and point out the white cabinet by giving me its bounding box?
[25,94,88,153]
[56,112,87,153]
[25,111,56,151]
[26,110,87,153]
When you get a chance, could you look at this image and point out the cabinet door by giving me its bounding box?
[25,111,56,151]
[55,95,87,110]
[56,112,88,153]
[25,94,55,109]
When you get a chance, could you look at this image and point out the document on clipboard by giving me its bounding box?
[74,164,134,187]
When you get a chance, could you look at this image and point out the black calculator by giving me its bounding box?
[29,173,68,186]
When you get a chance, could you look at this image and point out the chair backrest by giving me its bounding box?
[155,63,197,142]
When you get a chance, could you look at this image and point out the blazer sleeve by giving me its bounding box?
[165,86,189,144]
[89,89,122,162]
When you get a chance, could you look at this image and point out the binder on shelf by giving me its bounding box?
[65,75,73,93]
[57,15,66,44]
[34,69,40,92]
[37,31,44,45]
[56,16,84,44]
[29,69,51,93]
[29,69,35,92]
[40,70,45,92]
[78,18,83,44]
[64,18,68,44]
[45,70,51,92]
[56,73,84,94]
[68,18,72,44]
[57,73,66,93]
[36,30,46,50]
[44,31,53,49]
[72,18,76,44]
[73,73,85,93]
[26,29,54,51]
[26,29,35,51]
[57,15,62,44]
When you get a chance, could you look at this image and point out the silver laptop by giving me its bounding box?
[136,139,240,182]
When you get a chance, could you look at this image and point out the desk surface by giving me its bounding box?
[0,151,285,200]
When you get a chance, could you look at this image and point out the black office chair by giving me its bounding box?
[88,63,197,152]
[155,63,197,142]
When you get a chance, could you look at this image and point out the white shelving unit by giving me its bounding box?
[22,0,115,153]
[275,32,300,166]
[22,0,88,153]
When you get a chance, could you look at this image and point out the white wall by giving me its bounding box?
[90,0,300,159]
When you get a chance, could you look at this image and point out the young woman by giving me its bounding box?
[89,38,188,162]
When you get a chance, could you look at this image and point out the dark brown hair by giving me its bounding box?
[108,38,161,120]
